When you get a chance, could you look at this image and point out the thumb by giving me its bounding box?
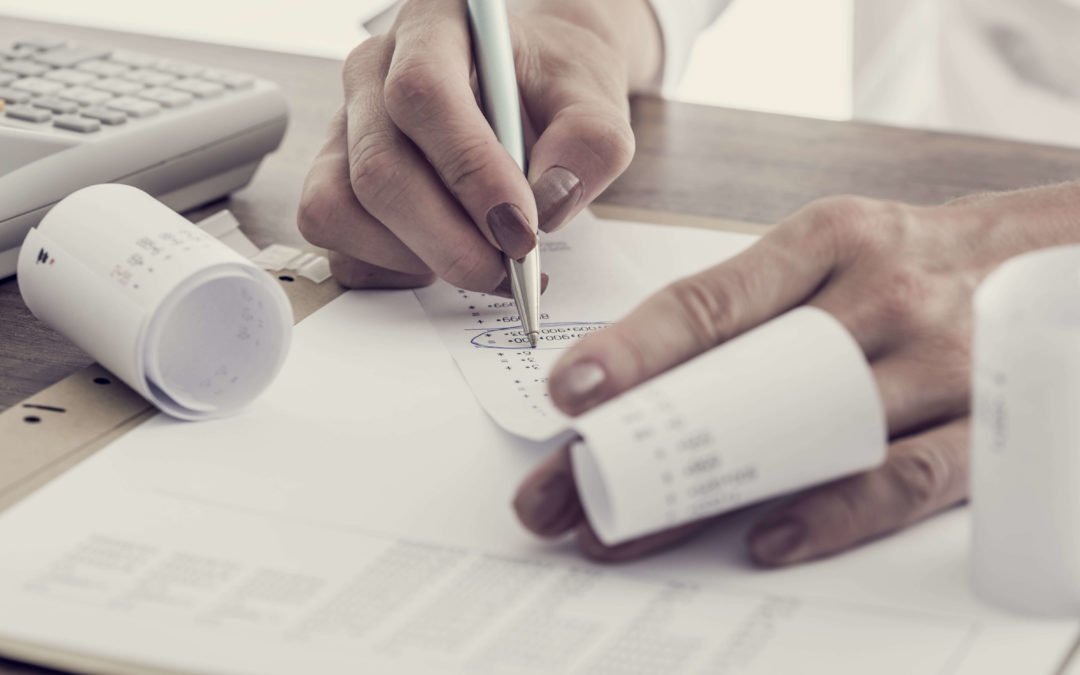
[527,100,635,233]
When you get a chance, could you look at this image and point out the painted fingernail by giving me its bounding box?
[486,203,536,258]
[748,518,808,566]
[513,469,578,537]
[540,273,550,294]
[550,361,607,415]
[533,167,582,233]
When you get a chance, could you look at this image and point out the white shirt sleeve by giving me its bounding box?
[646,0,733,94]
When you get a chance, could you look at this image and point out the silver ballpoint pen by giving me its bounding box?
[467,0,542,348]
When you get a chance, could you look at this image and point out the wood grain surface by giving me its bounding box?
[1,15,1080,673]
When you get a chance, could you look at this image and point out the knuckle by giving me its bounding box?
[348,131,408,207]
[343,36,387,81]
[383,57,445,126]
[888,443,952,517]
[576,112,636,178]
[439,243,496,290]
[664,274,741,349]
[798,195,882,255]
[440,136,498,195]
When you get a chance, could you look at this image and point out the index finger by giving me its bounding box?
[547,204,849,416]
[383,0,538,259]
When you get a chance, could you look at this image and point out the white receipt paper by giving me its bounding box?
[416,215,886,545]
[572,307,885,545]
[17,184,293,420]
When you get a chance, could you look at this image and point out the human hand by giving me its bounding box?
[297,0,661,292]
[513,184,1080,565]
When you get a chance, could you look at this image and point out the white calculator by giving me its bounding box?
[0,35,289,278]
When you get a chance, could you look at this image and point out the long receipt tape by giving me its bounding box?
[17,185,293,420]
[571,307,886,545]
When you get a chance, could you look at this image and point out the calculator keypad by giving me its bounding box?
[0,36,258,133]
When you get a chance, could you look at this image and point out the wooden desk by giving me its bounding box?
[1,15,1080,675]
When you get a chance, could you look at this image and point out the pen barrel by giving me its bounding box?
[467,0,528,174]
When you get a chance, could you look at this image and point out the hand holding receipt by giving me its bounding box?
[467,0,542,346]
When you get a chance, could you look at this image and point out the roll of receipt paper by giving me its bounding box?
[971,245,1080,615]
[17,184,293,420]
[570,307,887,546]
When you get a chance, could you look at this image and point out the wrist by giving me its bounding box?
[517,0,662,93]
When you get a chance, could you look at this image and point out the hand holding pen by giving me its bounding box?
[297,0,659,296]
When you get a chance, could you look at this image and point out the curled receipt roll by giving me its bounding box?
[17,184,293,420]
[570,307,886,545]
[971,245,1080,615]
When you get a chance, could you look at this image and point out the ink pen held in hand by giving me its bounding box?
[467,0,542,347]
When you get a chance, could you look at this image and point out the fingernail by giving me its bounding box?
[486,203,536,258]
[550,361,607,415]
[513,470,577,536]
[748,518,808,566]
[533,167,582,233]
[540,273,550,294]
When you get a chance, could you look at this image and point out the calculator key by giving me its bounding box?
[80,106,126,125]
[75,59,129,77]
[155,59,204,77]
[11,77,65,96]
[0,72,15,87]
[137,87,192,108]
[58,86,113,106]
[31,96,79,114]
[53,114,101,133]
[106,96,160,118]
[123,69,175,87]
[34,45,110,68]
[4,104,51,123]
[170,78,224,99]
[200,69,255,90]
[107,50,156,68]
[90,77,144,96]
[0,60,50,77]
[0,45,39,60]
[44,68,98,86]
[15,37,66,51]
[0,87,31,104]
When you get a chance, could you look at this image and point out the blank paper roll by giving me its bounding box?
[570,307,886,545]
[17,184,293,420]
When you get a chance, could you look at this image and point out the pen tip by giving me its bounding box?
[528,332,539,348]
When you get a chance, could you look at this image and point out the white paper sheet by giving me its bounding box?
[17,185,293,420]
[0,218,1076,674]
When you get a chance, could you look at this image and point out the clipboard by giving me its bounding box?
[0,206,769,515]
